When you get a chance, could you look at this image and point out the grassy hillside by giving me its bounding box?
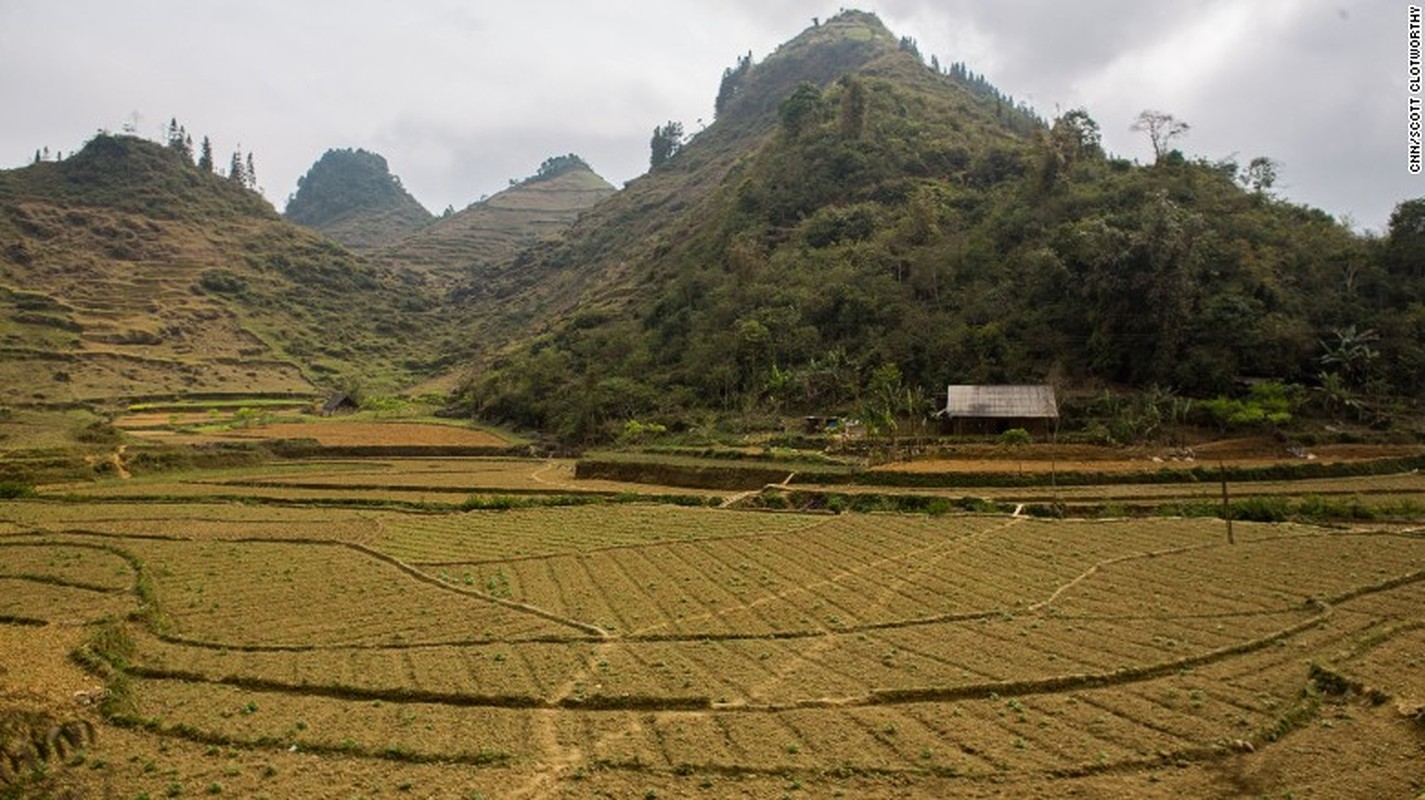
[455,10,1423,443]
[0,135,470,421]
[379,157,615,288]
[283,148,433,251]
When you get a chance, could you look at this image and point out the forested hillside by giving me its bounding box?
[284,148,433,251]
[457,11,1424,441]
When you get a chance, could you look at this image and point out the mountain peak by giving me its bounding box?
[283,148,433,250]
[716,9,902,125]
[378,156,614,286]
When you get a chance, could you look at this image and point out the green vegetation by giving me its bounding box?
[531,153,593,181]
[454,10,1425,444]
[0,133,272,223]
[282,148,433,250]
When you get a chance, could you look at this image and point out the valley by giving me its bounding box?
[2,8,1423,798]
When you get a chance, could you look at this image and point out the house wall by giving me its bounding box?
[945,417,1053,437]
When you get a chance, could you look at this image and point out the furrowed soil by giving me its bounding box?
[2,444,1423,798]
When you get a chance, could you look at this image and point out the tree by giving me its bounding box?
[535,153,590,179]
[197,136,214,172]
[837,75,867,139]
[1130,109,1189,163]
[1041,108,1102,187]
[1318,325,1379,387]
[1054,108,1101,156]
[166,118,193,161]
[778,83,825,138]
[228,149,246,185]
[1239,156,1277,194]
[1383,198,1425,282]
[245,152,257,189]
[649,121,684,169]
[715,52,752,118]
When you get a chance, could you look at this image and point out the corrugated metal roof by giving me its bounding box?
[943,385,1058,418]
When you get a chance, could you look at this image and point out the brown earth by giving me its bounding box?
[218,420,509,447]
[4,469,1425,798]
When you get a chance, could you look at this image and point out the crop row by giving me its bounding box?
[0,576,133,623]
[125,600,1324,710]
[0,541,134,590]
[212,458,567,492]
[376,504,830,564]
[1048,532,1425,618]
[123,665,1290,778]
[0,500,384,541]
[125,538,586,646]
[416,517,1338,637]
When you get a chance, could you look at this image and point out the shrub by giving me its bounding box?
[997,427,1032,445]
[0,480,34,499]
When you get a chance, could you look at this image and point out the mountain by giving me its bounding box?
[284,148,433,251]
[379,154,615,287]
[455,10,1420,441]
[0,134,467,414]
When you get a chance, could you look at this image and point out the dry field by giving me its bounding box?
[116,417,513,448]
[2,463,1424,798]
[217,421,511,447]
[41,458,726,505]
[874,440,1425,475]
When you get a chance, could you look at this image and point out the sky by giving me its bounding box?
[0,0,1413,232]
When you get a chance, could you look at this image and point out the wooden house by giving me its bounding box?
[937,385,1058,436]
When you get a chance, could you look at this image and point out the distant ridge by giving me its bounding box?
[379,155,615,286]
[0,134,470,409]
[284,148,433,251]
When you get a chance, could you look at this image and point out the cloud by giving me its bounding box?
[0,1,1414,228]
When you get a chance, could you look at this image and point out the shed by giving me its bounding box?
[320,393,359,416]
[937,385,1058,436]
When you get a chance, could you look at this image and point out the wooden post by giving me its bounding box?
[1220,460,1234,545]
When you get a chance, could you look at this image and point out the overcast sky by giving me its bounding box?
[0,1,1412,231]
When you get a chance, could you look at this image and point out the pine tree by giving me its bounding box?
[228,150,246,185]
[197,136,214,172]
[245,152,256,190]
[649,121,684,169]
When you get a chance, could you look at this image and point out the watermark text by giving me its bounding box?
[1410,5,1422,173]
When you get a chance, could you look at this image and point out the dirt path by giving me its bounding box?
[720,473,797,508]
[505,636,621,799]
[529,460,579,490]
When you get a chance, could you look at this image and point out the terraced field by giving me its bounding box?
[2,474,1423,797]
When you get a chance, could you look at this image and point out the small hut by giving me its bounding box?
[937,385,1058,436]
[320,393,359,417]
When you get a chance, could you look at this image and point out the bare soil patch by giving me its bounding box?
[221,420,509,447]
